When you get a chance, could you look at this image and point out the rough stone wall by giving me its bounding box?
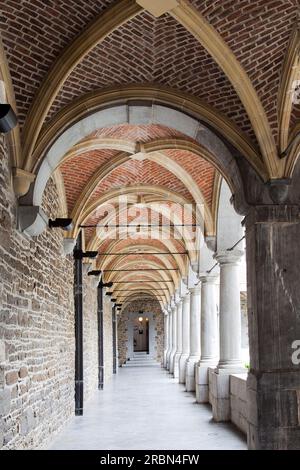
[103,295,113,383]
[230,374,248,435]
[0,135,75,449]
[118,299,164,365]
[118,311,129,366]
[82,271,98,401]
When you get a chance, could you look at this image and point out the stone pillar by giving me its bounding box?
[185,285,201,391]
[163,310,169,368]
[210,250,245,421]
[179,292,190,383]
[166,306,172,370]
[173,298,183,378]
[195,275,219,403]
[245,205,300,450]
[169,303,177,374]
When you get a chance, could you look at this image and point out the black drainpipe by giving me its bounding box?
[73,232,84,416]
[97,283,104,389]
[112,305,117,374]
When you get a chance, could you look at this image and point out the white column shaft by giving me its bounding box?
[185,286,201,391]
[190,288,201,356]
[179,292,190,383]
[173,300,183,378]
[216,251,244,370]
[166,309,172,370]
[200,277,218,363]
[169,306,177,374]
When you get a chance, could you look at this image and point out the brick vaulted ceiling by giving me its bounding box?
[1,0,299,300]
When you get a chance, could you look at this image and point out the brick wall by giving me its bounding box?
[0,0,113,129]
[0,134,74,449]
[118,299,164,365]
[82,271,98,401]
[0,135,108,449]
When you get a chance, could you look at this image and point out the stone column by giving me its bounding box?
[169,303,177,374]
[166,306,172,370]
[195,275,219,403]
[173,298,183,378]
[185,285,201,391]
[245,205,300,450]
[210,250,245,421]
[163,310,169,368]
[179,292,190,383]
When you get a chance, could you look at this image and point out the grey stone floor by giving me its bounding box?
[49,365,247,450]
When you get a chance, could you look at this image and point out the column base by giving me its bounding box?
[178,353,189,384]
[185,355,200,391]
[163,350,168,368]
[173,352,181,379]
[217,360,246,374]
[195,360,218,403]
[166,350,172,370]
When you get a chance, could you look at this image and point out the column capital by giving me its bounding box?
[199,273,219,284]
[214,249,244,265]
[189,284,201,295]
[182,291,191,303]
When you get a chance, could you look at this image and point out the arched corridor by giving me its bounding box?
[1,0,300,453]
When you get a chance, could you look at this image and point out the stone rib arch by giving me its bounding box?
[0,35,21,169]
[106,272,178,293]
[31,103,242,208]
[97,240,180,271]
[91,227,189,270]
[20,100,250,236]
[87,211,197,265]
[21,0,143,167]
[103,259,180,288]
[30,86,261,176]
[65,146,212,235]
[170,0,279,176]
[278,26,300,153]
[95,239,188,277]
[94,234,187,282]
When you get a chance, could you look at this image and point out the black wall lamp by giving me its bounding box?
[115,303,122,307]
[117,307,122,311]
[49,218,73,231]
[0,104,18,133]
[111,298,117,302]
[98,280,113,289]
[74,249,98,260]
[105,292,113,296]
[88,270,102,277]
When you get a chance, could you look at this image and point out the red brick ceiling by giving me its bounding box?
[85,124,191,142]
[0,0,114,128]
[47,10,256,144]
[88,159,193,204]
[60,149,119,212]
[59,124,216,215]
[191,0,298,141]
